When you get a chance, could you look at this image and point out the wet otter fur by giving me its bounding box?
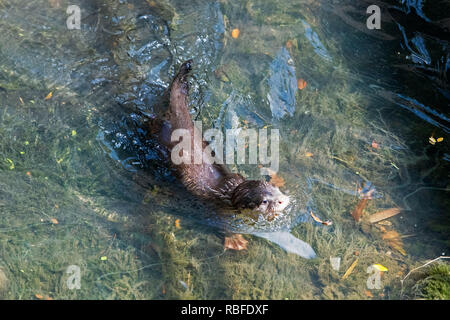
[154,60,290,216]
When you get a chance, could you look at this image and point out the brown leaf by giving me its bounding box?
[381,230,406,256]
[225,234,248,251]
[381,230,400,240]
[265,168,285,187]
[351,198,369,222]
[269,174,285,187]
[369,208,401,224]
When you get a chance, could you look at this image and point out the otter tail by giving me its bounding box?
[252,231,316,259]
[174,59,193,81]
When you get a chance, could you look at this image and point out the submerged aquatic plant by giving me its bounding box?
[419,263,450,300]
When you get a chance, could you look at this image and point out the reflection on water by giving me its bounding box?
[0,0,448,299]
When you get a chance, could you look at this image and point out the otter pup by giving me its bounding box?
[154,60,290,216]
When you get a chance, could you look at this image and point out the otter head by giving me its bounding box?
[231,180,290,215]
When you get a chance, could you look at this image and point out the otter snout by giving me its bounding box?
[257,185,290,214]
[231,180,290,215]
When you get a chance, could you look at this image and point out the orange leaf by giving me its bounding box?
[381,230,400,240]
[44,92,53,100]
[371,140,379,149]
[265,168,285,187]
[35,294,44,299]
[310,210,333,226]
[269,173,285,187]
[50,218,58,225]
[305,152,314,157]
[365,290,374,298]
[175,219,181,229]
[225,234,248,251]
[381,230,406,255]
[297,79,307,90]
[351,198,369,222]
[231,28,240,39]
[341,258,359,280]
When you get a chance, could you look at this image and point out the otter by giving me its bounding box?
[153,60,290,216]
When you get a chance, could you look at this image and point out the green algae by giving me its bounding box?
[419,263,450,300]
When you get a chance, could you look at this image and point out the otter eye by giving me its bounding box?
[278,201,282,204]
[263,200,268,204]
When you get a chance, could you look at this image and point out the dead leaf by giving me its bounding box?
[351,198,369,222]
[231,28,240,39]
[371,140,379,149]
[175,219,181,229]
[381,230,406,255]
[305,152,314,157]
[225,234,248,251]
[297,78,307,90]
[50,218,58,225]
[310,210,332,226]
[365,290,373,298]
[368,208,401,224]
[285,39,298,50]
[35,294,44,299]
[341,258,359,280]
[265,168,285,187]
[381,230,400,240]
[44,92,53,100]
[269,173,285,187]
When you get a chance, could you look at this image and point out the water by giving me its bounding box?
[0,0,448,299]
